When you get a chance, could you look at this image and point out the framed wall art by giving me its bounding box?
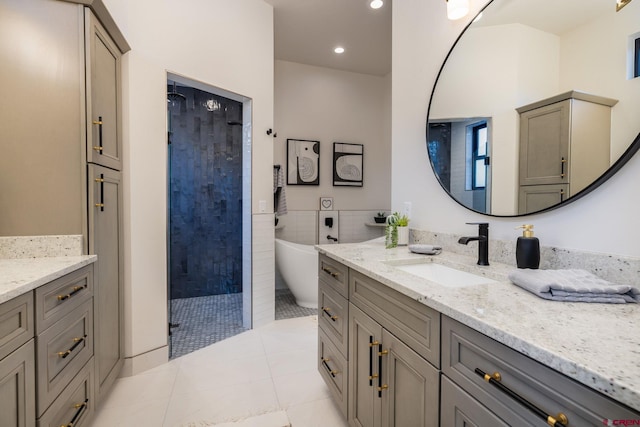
[333,142,363,187]
[287,138,320,185]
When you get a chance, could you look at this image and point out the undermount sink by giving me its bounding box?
[387,261,497,288]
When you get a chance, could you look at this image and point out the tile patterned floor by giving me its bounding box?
[170,290,318,359]
[92,316,348,427]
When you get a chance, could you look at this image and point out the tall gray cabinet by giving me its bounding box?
[85,9,125,405]
[516,91,617,214]
[0,0,129,413]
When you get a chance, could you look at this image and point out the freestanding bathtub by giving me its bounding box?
[275,238,318,308]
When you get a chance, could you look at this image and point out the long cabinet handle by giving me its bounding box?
[322,267,340,278]
[93,116,103,153]
[368,337,378,385]
[57,284,87,301]
[321,306,338,322]
[377,343,388,397]
[57,335,87,359]
[321,358,337,378]
[474,368,568,427]
[560,157,566,178]
[60,398,89,427]
[95,174,104,211]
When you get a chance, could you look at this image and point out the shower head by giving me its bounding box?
[167,82,186,102]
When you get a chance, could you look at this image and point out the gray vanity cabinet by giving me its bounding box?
[0,293,35,427]
[348,268,440,427]
[317,254,440,427]
[441,316,640,426]
[88,164,124,405]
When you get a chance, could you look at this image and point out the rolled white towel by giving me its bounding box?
[508,269,640,303]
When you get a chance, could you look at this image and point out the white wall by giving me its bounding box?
[103,0,274,371]
[274,60,391,211]
[393,0,640,258]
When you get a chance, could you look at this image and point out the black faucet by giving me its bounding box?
[458,222,489,266]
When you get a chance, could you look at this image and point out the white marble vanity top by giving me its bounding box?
[316,239,640,412]
[0,256,97,304]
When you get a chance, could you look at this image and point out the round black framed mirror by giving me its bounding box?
[426,0,640,216]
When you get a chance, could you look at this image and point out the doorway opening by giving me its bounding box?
[167,74,252,359]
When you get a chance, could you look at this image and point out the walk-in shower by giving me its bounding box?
[167,78,246,358]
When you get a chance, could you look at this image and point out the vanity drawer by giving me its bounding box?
[318,254,349,298]
[0,292,34,361]
[318,327,348,418]
[35,264,93,334]
[36,299,93,416]
[442,316,640,426]
[38,357,94,427]
[319,281,348,358]
[349,269,440,368]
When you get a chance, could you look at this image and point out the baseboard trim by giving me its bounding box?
[120,345,168,377]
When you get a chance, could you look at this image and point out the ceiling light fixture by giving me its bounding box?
[370,0,383,9]
[334,46,345,54]
[446,0,470,20]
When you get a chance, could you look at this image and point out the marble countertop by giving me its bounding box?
[316,239,640,412]
[0,256,97,304]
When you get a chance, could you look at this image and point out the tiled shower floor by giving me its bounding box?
[170,289,317,359]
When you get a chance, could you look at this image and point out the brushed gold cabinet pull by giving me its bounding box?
[57,335,87,359]
[321,357,338,377]
[322,267,339,278]
[93,115,103,154]
[96,173,105,211]
[60,398,89,427]
[57,285,87,301]
[475,368,568,427]
[321,306,338,321]
[377,384,388,393]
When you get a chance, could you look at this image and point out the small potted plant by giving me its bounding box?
[385,212,410,248]
[374,212,387,224]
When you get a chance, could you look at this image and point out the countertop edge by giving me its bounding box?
[0,256,97,304]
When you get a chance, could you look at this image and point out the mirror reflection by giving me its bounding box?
[427,0,640,216]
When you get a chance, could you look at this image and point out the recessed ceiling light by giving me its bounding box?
[370,0,383,9]
[334,46,345,54]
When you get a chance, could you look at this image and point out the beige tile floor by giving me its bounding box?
[91,315,348,426]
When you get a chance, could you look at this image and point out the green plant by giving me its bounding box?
[376,211,386,218]
[385,212,409,248]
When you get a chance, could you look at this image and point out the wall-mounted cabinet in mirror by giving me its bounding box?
[427,0,640,216]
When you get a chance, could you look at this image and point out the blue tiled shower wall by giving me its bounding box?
[168,84,243,299]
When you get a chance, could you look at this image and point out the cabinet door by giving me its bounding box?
[88,164,123,404]
[519,100,570,186]
[86,10,122,170]
[0,340,35,427]
[518,183,568,214]
[349,305,382,427]
[381,329,439,427]
[441,376,509,427]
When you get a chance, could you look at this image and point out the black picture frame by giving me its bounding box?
[333,142,363,187]
[287,139,320,185]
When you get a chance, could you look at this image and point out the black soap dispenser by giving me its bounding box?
[516,224,540,269]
